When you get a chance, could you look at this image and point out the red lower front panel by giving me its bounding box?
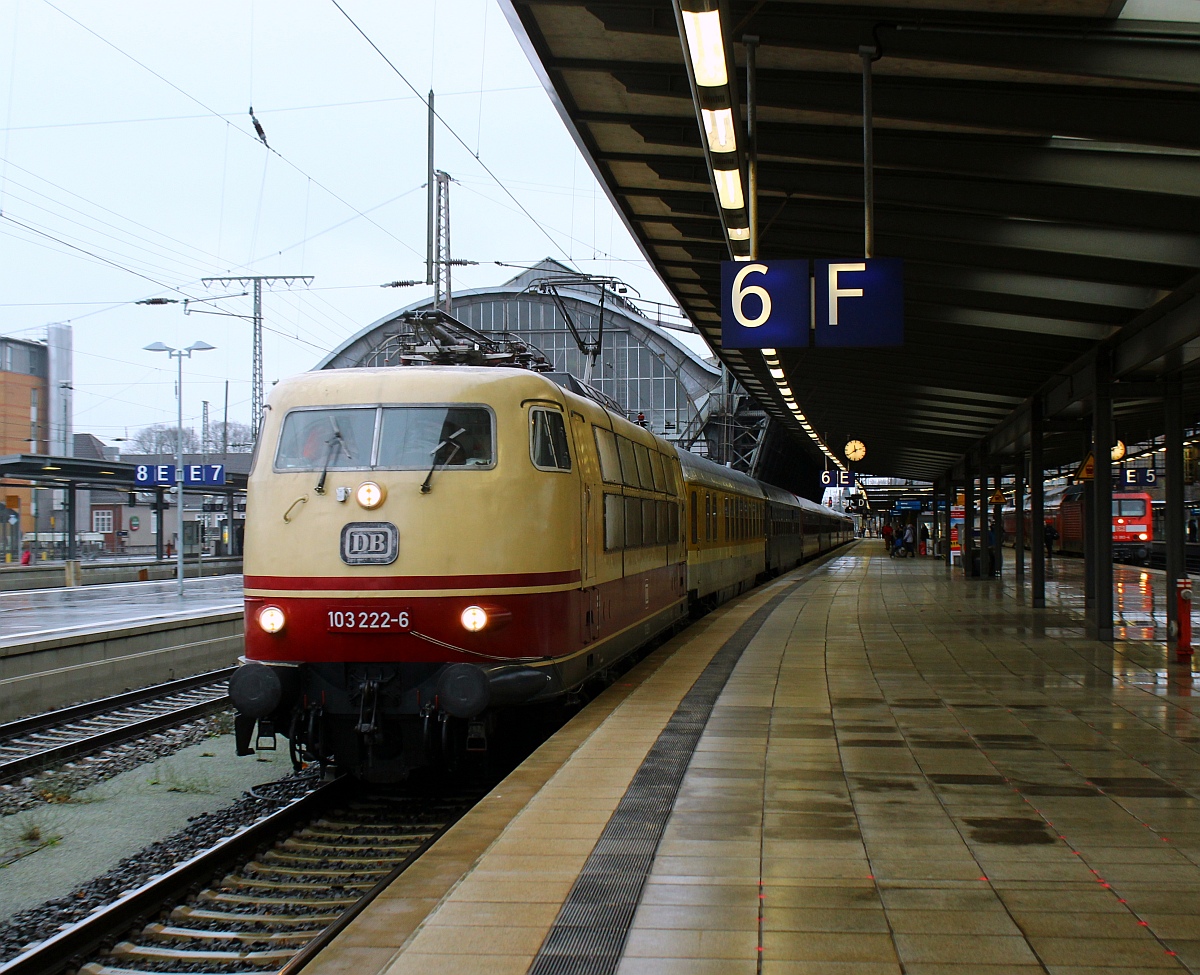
[245,562,686,665]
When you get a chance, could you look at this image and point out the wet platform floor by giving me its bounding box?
[0,575,242,646]
[304,540,1200,975]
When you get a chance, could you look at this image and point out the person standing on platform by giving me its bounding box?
[1044,520,1059,561]
[919,522,930,556]
[903,522,917,558]
[882,522,894,553]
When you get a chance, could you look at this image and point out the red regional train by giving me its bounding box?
[228,365,852,781]
[1004,485,1154,563]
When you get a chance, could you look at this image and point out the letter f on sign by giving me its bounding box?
[828,263,865,326]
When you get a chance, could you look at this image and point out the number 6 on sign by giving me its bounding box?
[732,264,771,328]
[720,259,811,350]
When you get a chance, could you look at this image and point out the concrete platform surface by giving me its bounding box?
[304,542,1200,975]
[0,576,242,647]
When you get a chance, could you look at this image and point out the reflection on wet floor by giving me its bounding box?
[0,575,243,644]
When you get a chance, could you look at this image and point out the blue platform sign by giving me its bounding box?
[821,470,856,487]
[721,260,810,349]
[895,499,924,511]
[813,258,904,348]
[135,464,226,486]
[1118,467,1157,487]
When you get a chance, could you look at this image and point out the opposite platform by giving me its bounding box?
[307,541,1200,975]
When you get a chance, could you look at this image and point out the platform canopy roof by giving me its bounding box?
[501,0,1200,482]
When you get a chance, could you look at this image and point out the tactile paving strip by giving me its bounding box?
[526,581,803,975]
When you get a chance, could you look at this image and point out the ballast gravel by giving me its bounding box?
[0,760,317,964]
[0,714,234,816]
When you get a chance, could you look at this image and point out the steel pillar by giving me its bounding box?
[990,469,1003,579]
[964,456,976,577]
[1031,396,1046,609]
[1093,351,1114,641]
[66,485,76,561]
[1014,450,1026,581]
[1166,377,1187,639]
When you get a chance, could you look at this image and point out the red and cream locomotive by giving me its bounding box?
[229,357,851,781]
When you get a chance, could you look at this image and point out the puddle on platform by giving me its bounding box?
[963,816,1055,846]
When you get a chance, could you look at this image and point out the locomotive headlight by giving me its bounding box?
[258,606,286,634]
[1139,533,1149,541]
[356,481,386,509]
[460,605,488,633]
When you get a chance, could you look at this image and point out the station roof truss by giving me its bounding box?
[500,0,1200,482]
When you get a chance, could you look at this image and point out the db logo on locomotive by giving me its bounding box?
[340,522,399,565]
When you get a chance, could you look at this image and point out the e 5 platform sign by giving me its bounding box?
[721,258,904,349]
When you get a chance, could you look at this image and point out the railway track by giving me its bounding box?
[0,778,471,975]
[0,669,235,785]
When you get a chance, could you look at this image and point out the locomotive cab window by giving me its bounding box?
[274,408,377,471]
[377,407,493,469]
[529,408,571,471]
[1113,498,1147,517]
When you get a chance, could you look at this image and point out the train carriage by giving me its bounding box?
[230,365,851,781]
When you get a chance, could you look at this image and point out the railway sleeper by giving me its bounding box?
[144,923,318,946]
[199,890,360,908]
[264,849,415,865]
[171,906,339,926]
[279,838,424,853]
[298,825,438,840]
[216,875,377,892]
[242,860,393,879]
[103,940,296,964]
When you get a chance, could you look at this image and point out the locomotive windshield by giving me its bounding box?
[274,406,494,471]
[1112,498,1147,517]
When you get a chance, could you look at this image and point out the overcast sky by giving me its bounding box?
[0,0,686,444]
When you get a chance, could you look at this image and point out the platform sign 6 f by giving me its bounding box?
[721,260,810,349]
[821,470,856,487]
[814,258,904,348]
[135,464,226,486]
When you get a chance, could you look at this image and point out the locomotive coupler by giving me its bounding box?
[356,678,381,735]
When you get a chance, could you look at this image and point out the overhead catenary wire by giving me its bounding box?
[327,0,571,262]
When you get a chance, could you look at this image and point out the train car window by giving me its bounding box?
[690,492,699,544]
[374,407,493,469]
[1114,499,1147,517]
[648,451,666,493]
[603,493,623,551]
[633,442,654,489]
[705,493,712,542]
[275,408,378,471]
[593,427,621,483]
[724,497,730,540]
[643,498,658,546]
[529,409,572,472]
[617,436,642,488]
[669,502,681,543]
[624,496,644,548]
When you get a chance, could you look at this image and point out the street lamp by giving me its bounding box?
[144,340,215,595]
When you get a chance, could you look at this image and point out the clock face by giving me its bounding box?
[845,440,866,462]
[1110,441,1126,462]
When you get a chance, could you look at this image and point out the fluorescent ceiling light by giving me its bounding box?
[702,107,737,153]
[728,226,750,241]
[779,386,792,397]
[714,168,745,209]
[769,368,784,379]
[734,254,752,262]
[681,9,728,87]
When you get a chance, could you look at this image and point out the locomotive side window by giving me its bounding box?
[624,496,644,548]
[275,408,377,471]
[530,409,571,471]
[633,443,654,489]
[648,450,666,492]
[594,427,621,483]
[604,493,623,551]
[378,407,493,469]
[617,436,642,488]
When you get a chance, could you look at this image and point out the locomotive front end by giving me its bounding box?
[232,367,582,781]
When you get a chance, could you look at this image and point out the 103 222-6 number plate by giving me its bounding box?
[327,608,411,632]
